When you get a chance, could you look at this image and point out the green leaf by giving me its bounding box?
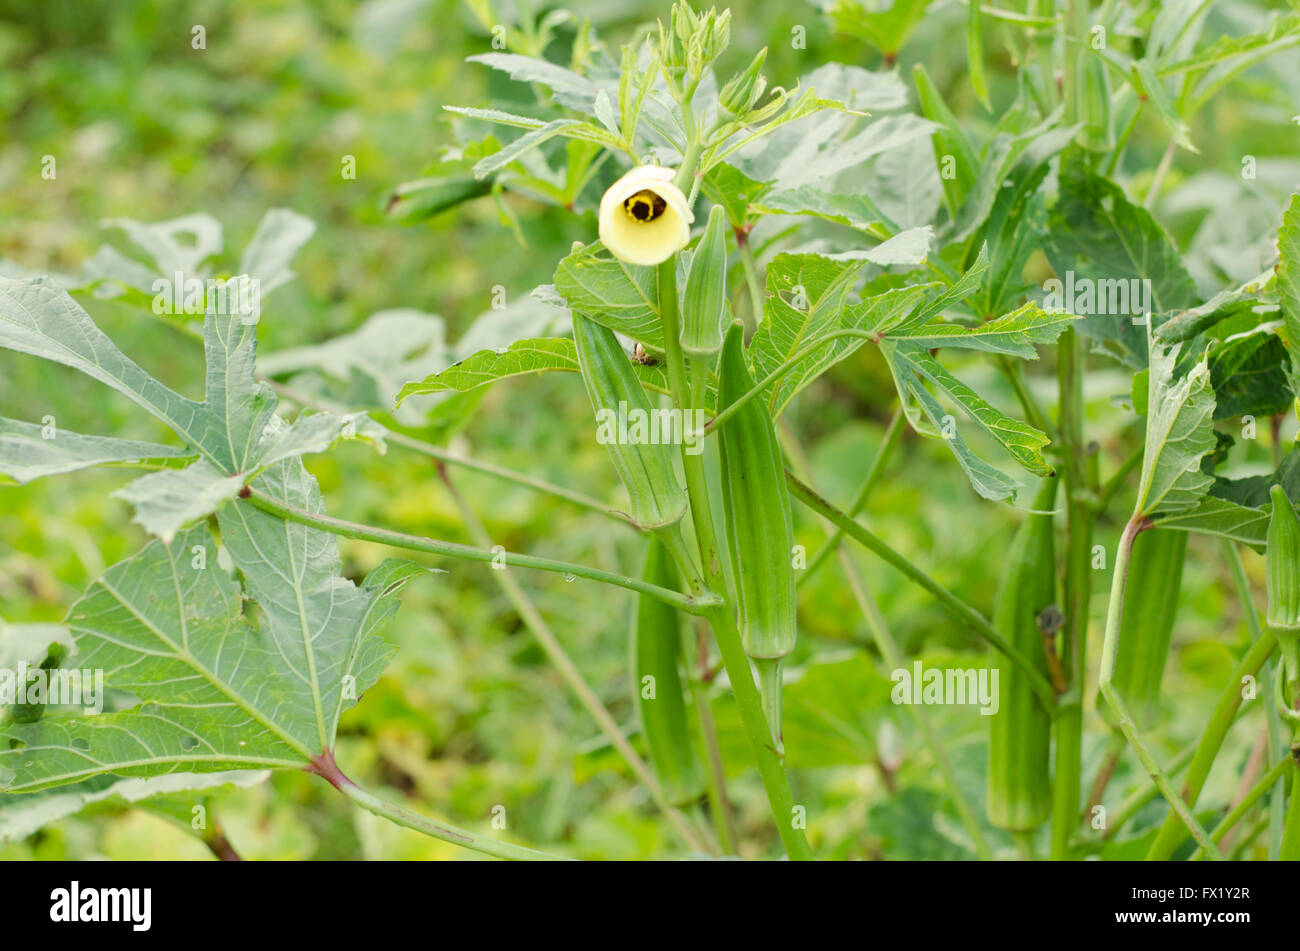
[1045,151,1200,367]
[0,770,269,844]
[890,302,1077,358]
[465,52,601,113]
[1206,326,1292,421]
[0,464,426,793]
[822,0,933,58]
[102,213,222,278]
[472,118,588,179]
[111,461,246,543]
[0,622,73,721]
[971,158,1049,317]
[883,344,1052,500]
[701,163,771,227]
[1133,328,1216,518]
[1131,60,1195,153]
[237,209,317,295]
[1277,193,1300,399]
[0,418,191,485]
[967,0,989,109]
[397,337,579,403]
[553,242,662,346]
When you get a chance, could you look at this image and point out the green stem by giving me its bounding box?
[1281,752,1300,860]
[1050,326,1094,860]
[1222,537,1288,859]
[1104,98,1144,177]
[798,407,906,589]
[1099,518,1223,859]
[1096,442,1143,513]
[738,238,765,328]
[338,778,569,861]
[838,547,994,859]
[687,642,739,855]
[704,329,881,435]
[1145,626,1277,859]
[437,467,704,853]
[785,471,1058,712]
[245,489,713,615]
[266,379,624,523]
[997,355,1053,440]
[1100,739,1198,841]
[1191,755,1292,860]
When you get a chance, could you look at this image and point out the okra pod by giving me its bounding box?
[680,205,729,358]
[1103,528,1188,729]
[987,477,1057,833]
[572,313,688,530]
[632,538,705,805]
[715,321,797,751]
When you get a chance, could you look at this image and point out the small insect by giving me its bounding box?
[632,342,657,366]
[624,189,666,223]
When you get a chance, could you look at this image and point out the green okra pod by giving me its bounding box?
[1103,528,1188,730]
[632,538,705,806]
[715,321,797,751]
[680,205,729,358]
[572,314,688,530]
[987,477,1057,833]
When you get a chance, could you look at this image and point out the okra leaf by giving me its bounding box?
[821,0,933,58]
[0,418,192,485]
[0,622,74,722]
[1045,151,1200,368]
[101,213,223,278]
[553,241,663,346]
[397,337,579,403]
[464,53,602,115]
[0,463,426,793]
[1133,328,1216,518]
[0,770,270,845]
[1153,277,1272,344]
[701,163,771,227]
[888,302,1076,358]
[1206,327,1292,421]
[1155,452,1300,548]
[970,158,1050,317]
[237,208,317,297]
[397,336,674,404]
[1277,193,1300,399]
[883,344,1051,500]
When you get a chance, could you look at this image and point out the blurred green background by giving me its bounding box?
[0,0,1294,859]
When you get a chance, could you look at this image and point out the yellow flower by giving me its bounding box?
[598,166,694,266]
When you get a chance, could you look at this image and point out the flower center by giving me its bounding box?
[624,190,667,223]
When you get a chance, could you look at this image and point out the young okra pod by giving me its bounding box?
[1267,485,1300,699]
[987,477,1056,833]
[680,205,729,358]
[632,538,705,806]
[1103,528,1188,729]
[716,322,797,751]
[572,313,688,530]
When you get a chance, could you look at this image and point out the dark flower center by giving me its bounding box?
[624,189,666,222]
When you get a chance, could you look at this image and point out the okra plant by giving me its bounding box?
[3,0,1300,862]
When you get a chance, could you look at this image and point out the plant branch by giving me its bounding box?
[785,470,1059,711]
[244,488,714,615]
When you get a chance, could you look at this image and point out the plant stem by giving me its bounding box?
[436,466,705,853]
[838,547,994,859]
[1084,732,1127,819]
[338,778,570,861]
[266,379,625,523]
[1144,627,1277,859]
[738,238,765,327]
[779,423,992,859]
[1143,139,1177,210]
[1222,537,1288,858]
[1096,442,1143,513]
[1100,518,1223,859]
[786,471,1059,711]
[245,489,713,615]
[688,627,740,855]
[997,355,1053,440]
[1191,755,1293,860]
[704,329,881,435]
[1050,326,1094,860]
[1100,739,1197,841]
[798,407,906,589]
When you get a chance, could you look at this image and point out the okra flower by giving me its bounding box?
[598,165,694,267]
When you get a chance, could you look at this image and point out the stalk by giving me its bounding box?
[687,625,740,855]
[786,472,1059,712]
[245,489,712,615]
[1193,756,1293,860]
[1144,628,1277,859]
[798,407,906,589]
[1050,326,1094,860]
[1100,519,1221,859]
[1222,537,1287,858]
[438,467,705,853]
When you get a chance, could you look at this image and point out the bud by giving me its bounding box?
[719,47,767,117]
[681,206,729,356]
